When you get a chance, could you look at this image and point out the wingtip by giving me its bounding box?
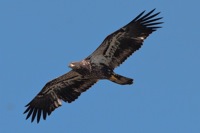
[24,103,30,107]
[150,8,156,13]
[151,8,156,11]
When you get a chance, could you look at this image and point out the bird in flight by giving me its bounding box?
[24,9,163,123]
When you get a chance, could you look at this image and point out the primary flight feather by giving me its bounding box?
[24,9,163,123]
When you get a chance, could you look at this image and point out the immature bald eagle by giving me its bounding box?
[24,9,163,123]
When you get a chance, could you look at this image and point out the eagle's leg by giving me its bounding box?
[108,73,133,85]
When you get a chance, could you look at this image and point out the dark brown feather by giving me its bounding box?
[87,9,163,69]
[24,70,97,123]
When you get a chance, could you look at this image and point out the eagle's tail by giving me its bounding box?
[109,73,133,85]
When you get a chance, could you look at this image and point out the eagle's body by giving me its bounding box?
[69,59,133,84]
[24,9,163,123]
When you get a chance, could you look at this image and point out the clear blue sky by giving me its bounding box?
[1,1,200,133]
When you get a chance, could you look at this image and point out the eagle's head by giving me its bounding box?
[69,60,91,74]
[69,62,81,69]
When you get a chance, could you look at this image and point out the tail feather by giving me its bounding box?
[109,73,133,85]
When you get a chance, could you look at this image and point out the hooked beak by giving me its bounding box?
[69,63,75,68]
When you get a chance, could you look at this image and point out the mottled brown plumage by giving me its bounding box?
[24,9,163,123]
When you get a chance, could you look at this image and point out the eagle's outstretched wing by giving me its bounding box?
[86,9,163,69]
[24,70,98,123]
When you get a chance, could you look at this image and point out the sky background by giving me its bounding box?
[0,0,200,133]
